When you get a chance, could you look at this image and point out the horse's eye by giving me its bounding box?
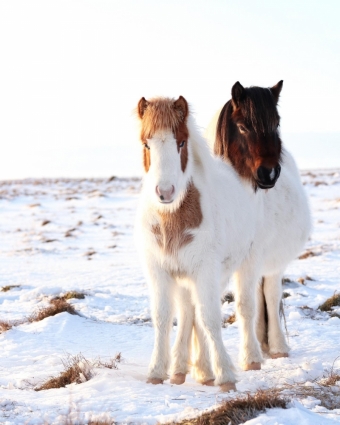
[144,143,150,150]
[238,125,247,134]
[179,140,185,148]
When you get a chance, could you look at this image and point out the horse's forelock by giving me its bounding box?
[140,98,184,141]
[241,87,280,134]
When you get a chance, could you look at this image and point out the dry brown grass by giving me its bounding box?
[222,314,236,328]
[167,390,288,425]
[0,296,79,334]
[62,420,114,425]
[298,250,319,260]
[1,285,20,292]
[35,353,122,392]
[35,354,93,391]
[28,298,78,323]
[0,320,14,332]
[94,353,121,369]
[319,292,340,312]
[57,291,86,301]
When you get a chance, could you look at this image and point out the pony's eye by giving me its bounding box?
[238,125,247,134]
[144,143,150,150]
[179,140,185,148]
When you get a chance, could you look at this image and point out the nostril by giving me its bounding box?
[257,166,266,181]
[155,185,175,201]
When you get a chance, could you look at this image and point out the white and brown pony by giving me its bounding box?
[206,81,311,364]
[135,95,310,391]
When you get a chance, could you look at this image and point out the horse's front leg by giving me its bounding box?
[170,285,194,385]
[263,273,289,358]
[234,263,264,370]
[146,262,175,384]
[191,265,236,391]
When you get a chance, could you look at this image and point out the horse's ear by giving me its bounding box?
[138,97,149,119]
[231,82,245,108]
[174,96,188,121]
[270,80,283,103]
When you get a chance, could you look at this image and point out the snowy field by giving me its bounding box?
[0,170,340,425]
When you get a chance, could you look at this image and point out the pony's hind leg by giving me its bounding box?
[234,264,264,370]
[263,273,289,358]
[146,264,175,384]
[191,322,215,385]
[170,285,194,385]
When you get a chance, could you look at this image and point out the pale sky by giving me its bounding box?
[0,0,339,179]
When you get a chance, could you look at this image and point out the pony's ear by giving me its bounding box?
[231,82,245,108]
[270,80,283,103]
[138,97,149,119]
[174,96,188,121]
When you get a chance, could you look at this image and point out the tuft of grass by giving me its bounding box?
[0,320,13,333]
[298,250,319,260]
[35,354,93,391]
[94,353,121,369]
[1,285,20,292]
[222,314,236,328]
[319,292,340,312]
[28,298,78,323]
[57,291,86,301]
[169,390,288,425]
[35,353,122,392]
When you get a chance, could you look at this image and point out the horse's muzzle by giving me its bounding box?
[255,165,281,189]
[156,185,175,203]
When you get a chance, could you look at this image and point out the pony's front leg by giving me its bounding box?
[263,273,289,358]
[146,263,175,384]
[192,266,236,391]
[234,265,264,370]
[170,286,194,385]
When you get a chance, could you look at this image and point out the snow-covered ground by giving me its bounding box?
[0,170,339,425]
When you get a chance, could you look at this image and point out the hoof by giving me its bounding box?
[244,362,261,371]
[170,373,186,385]
[147,378,163,385]
[202,379,215,386]
[271,352,288,359]
[219,382,237,392]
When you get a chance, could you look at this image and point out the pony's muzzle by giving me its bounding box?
[256,165,281,189]
[156,185,175,203]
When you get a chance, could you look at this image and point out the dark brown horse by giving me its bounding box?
[214,81,283,190]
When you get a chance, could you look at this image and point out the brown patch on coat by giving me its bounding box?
[152,181,202,256]
[137,96,189,173]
